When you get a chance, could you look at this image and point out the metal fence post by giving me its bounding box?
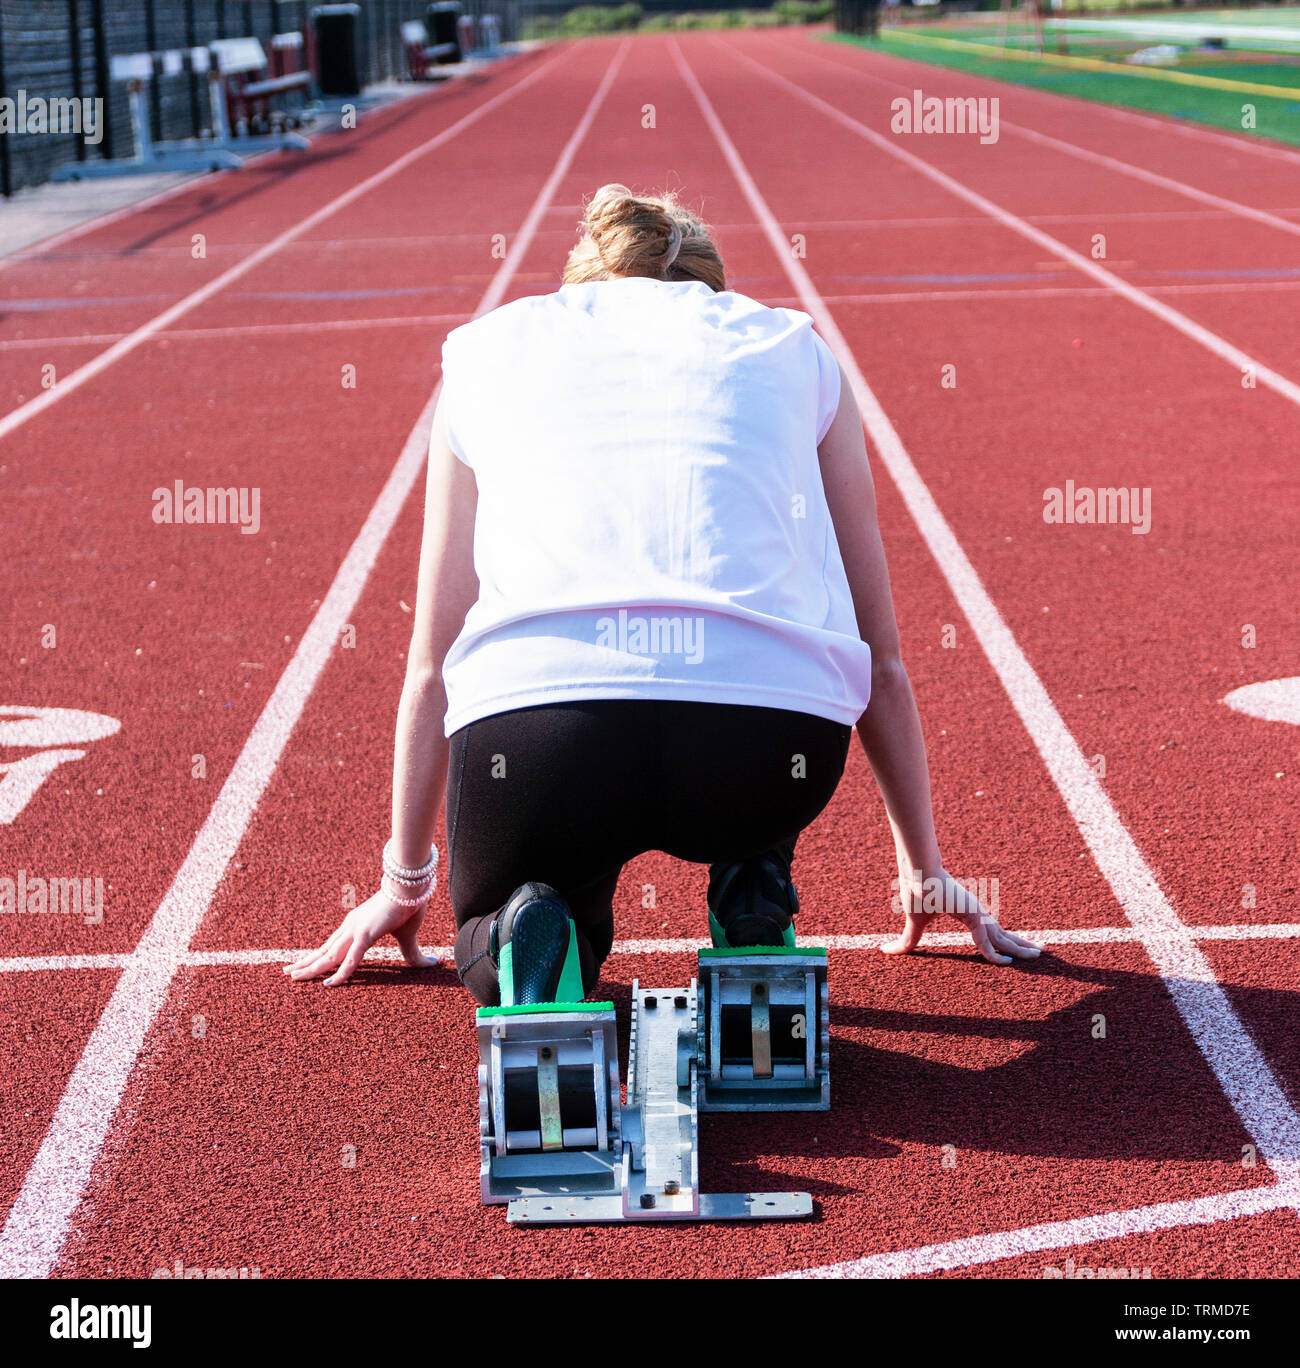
[0,3,10,197]
[68,0,88,162]
[144,0,161,143]
[185,0,201,137]
[90,0,114,161]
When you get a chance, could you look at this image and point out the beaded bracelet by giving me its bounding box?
[380,876,435,909]
[380,841,437,908]
[383,839,438,881]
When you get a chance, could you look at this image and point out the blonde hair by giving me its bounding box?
[562,184,726,292]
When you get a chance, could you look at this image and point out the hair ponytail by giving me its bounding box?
[563,184,725,291]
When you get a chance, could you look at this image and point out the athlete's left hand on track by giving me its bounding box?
[284,892,440,986]
[882,867,1042,966]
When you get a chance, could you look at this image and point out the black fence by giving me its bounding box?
[0,0,515,195]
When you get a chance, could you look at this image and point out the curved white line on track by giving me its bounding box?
[0,49,567,446]
[777,1182,1300,1278]
[0,38,630,1281]
[673,38,1300,1196]
[719,39,1300,411]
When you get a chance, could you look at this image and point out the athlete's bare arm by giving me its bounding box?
[818,364,1040,965]
[287,395,479,985]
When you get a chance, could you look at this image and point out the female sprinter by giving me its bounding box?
[287,185,1039,1005]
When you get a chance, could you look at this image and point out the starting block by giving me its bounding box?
[476,946,829,1226]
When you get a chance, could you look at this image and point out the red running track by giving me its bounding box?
[1,28,1298,1279]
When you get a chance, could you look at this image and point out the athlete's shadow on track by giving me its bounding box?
[697,952,1296,1196]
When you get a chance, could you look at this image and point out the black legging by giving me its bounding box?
[446,699,852,1005]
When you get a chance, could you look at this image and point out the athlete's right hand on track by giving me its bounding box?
[284,891,440,987]
[882,867,1041,967]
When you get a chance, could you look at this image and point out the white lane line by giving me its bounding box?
[0,954,136,974]
[724,209,1300,231]
[720,40,1300,411]
[1003,124,1300,241]
[771,280,1300,307]
[0,176,208,275]
[672,38,1300,1192]
[1082,100,1300,168]
[14,271,1300,358]
[781,1182,1300,1278]
[25,205,1275,264]
[0,313,475,352]
[799,38,1300,240]
[0,74,467,274]
[0,39,630,1282]
[809,29,1300,168]
[0,49,566,446]
[3,920,1299,973]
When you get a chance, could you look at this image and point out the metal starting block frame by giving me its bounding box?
[476,947,830,1227]
[52,38,310,182]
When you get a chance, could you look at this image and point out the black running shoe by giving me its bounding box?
[707,840,799,949]
[489,883,583,1006]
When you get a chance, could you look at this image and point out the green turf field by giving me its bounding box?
[834,9,1300,147]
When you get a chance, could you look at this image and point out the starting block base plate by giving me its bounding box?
[506,1190,813,1226]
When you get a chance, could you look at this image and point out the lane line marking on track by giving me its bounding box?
[1069,95,1300,167]
[672,36,1300,1193]
[0,48,570,447]
[0,72,482,275]
[793,39,1300,242]
[719,208,1300,230]
[0,313,476,352]
[12,272,1300,356]
[3,222,577,265]
[0,176,209,276]
[779,1181,1300,1279]
[3,920,1299,974]
[0,38,630,1281]
[719,39,1300,411]
[809,32,1300,168]
[798,280,1300,305]
[885,28,1300,100]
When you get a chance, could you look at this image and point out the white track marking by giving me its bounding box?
[0,176,207,275]
[782,1182,1300,1278]
[1224,677,1300,727]
[1002,124,1300,240]
[812,30,1300,168]
[0,40,629,1281]
[0,50,566,446]
[0,954,136,974]
[673,39,1300,1193]
[26,204,1271,261]
[3,919,1299,974]
[777,280,1300,306]
[0,313,475,352]
[719,209,1300,231]
[0,80,460,273]
[720,41,1300,411]
[798,39,1300,240]
[1079,99,1300,167]
[10,273,1299,358]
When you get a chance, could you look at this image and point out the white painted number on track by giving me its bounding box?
[1224,678,1300,729]
[0,706,120,825]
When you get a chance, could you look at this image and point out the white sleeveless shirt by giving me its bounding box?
[438,277,872,735]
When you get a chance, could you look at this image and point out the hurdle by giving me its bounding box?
[52,38,310,181]
[477,945,830,1226]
